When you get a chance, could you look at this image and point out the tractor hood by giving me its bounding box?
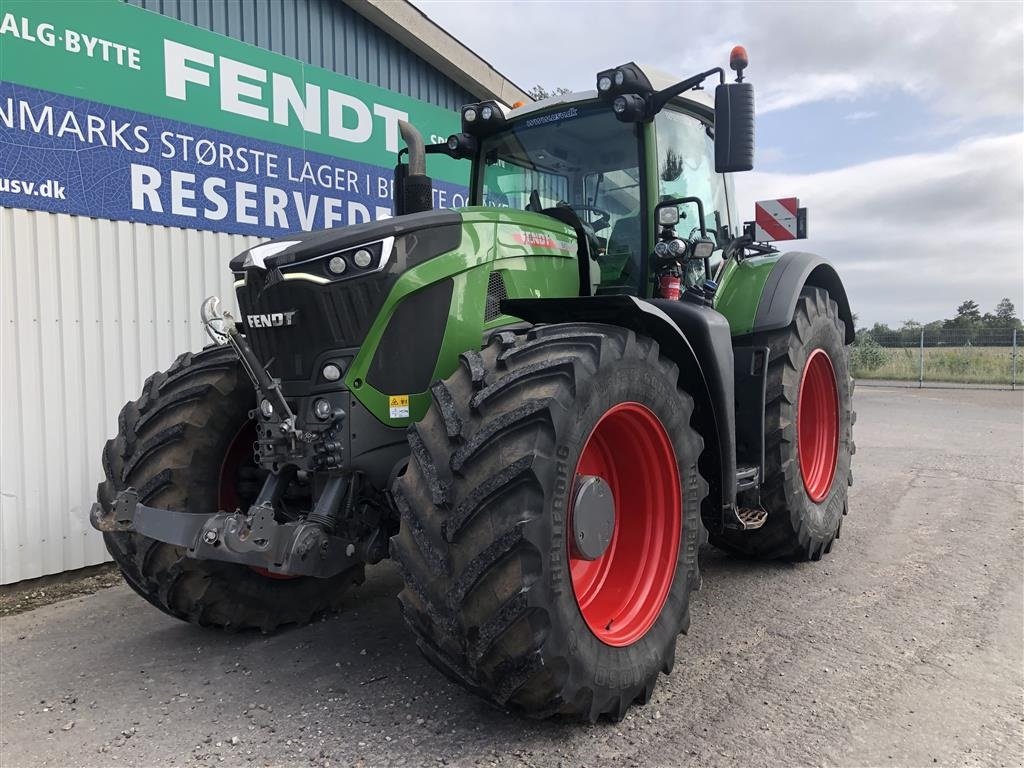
[230,206,581,398]
[231,209,465,385]
[229,209,462,273]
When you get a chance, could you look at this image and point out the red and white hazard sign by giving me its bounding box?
[753,198,807,241]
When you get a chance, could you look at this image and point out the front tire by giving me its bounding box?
[97,345,363,631]
[391,324,707,720]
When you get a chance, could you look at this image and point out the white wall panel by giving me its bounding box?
[0,208,263,583]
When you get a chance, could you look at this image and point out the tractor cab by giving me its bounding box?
[399,52,755,301]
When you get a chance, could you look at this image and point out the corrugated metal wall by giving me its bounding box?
[2,1,476,583]
[125,0,478,109]
[0,208,262,583]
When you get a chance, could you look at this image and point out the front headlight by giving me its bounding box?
[278,237,395,284]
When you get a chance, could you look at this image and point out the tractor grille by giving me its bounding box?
[236,271,394,382]
[484,270,508,322]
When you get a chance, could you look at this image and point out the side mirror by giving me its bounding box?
[714,82,755,173]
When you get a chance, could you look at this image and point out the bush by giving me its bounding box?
[851,334,887,374]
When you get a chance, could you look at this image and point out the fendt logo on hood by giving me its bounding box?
[247,311,298,328]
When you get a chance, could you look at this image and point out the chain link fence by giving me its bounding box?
[851,327,1019,389]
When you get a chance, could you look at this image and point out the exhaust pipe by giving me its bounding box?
[399,120,426,176]
[394,120,433,216]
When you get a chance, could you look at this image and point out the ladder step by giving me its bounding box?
[736,507,767,530]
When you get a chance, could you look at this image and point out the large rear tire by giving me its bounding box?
[97,345,363,631]
[711,287,854,560]
[391,324,707,721]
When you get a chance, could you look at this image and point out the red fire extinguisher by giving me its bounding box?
[657,266,682,300]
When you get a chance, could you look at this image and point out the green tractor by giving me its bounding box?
[92,49,854,721]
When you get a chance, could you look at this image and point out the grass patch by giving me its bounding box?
[852,346,1018,384]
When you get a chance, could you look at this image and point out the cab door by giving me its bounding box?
[652,108,735,286]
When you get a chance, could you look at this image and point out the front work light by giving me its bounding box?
[612,93,647,122]
[447,133,478,159]
[691,238,716,261]
[596,62,655,102]
[460,101,508,136]
[657,206,680,227]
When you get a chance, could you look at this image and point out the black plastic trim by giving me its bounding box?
[753,252,855,343]
[366,278,455,395]
[733,345,769,480]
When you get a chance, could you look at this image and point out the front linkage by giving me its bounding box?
[90,297,379,578]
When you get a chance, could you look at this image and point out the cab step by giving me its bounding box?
[735,507,768,530]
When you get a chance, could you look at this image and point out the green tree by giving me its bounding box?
[944,299,982,337]
[995,298,1016,322]
[955,300,981,321]
[527,85,571,101]
[868,322,893,339]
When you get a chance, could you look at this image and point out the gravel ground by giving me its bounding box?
[2,387,1022,768]
[0,565,122,617]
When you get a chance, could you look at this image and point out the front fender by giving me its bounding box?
[501,295,736,530]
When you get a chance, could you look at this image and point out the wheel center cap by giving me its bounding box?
[571,475,615,561]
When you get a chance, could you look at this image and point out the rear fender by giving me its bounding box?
[502,295,736,530]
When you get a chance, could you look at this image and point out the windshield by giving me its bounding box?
[475,103,644,294]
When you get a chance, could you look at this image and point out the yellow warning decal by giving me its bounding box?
[389,394,410,419]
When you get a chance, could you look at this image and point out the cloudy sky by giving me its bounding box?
[416,0,1023,326]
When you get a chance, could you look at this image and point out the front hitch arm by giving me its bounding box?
[90,488,362,579]
[200,295,298,432]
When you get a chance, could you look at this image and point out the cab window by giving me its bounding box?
[476,104,645,295]
[654,108,730,245]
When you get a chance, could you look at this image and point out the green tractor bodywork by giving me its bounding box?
[343,208,581,426]
[338,215,789,423]
[92,52,855,721]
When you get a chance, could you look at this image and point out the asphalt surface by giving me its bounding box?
[2,387,1022,768]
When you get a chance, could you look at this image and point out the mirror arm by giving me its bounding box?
[424,142,455,158]
[647,68,723,117]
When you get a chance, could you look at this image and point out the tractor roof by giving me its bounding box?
[508,63,714,120]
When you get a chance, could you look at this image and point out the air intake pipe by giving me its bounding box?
[394,120,434,216]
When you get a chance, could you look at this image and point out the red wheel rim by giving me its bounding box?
[218,420,257,514]
[218,420,296,580]
[797,349,840,502]
[569,402,681,647]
